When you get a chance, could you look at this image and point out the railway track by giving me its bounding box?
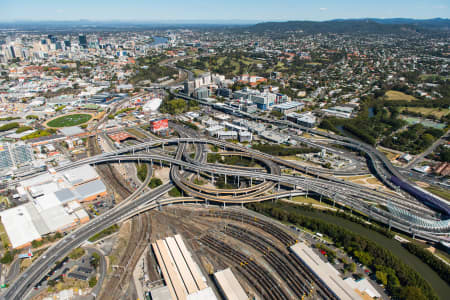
[99,212,149,300]
[88,136,133,200]
[222,224,310,298]
[199,234,289,300]
[199,210,341,300]
[223,223,337,300]
[199,210,296,246]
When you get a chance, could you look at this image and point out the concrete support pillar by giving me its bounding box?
[224,175,227,185]
[250,178,253,186]
[162,143,164,151]
[277,182,280,192]
[319,194,323,203]
[237,176,240,187]
[305,186,309,199]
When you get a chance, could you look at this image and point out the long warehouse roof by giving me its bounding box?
[151,234,214,300]
[213,268,247,300]
[290,242,362,300]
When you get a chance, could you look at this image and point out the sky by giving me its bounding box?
[0,0,449,22]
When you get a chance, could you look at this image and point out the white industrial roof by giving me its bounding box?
[74,209,89,221]
[0,205,42,248]
[34,192,62,211]
[40,205,76,232]
[75,179,106,199]
[214,268,247,300]
[290,242,362,300]
[272,101,304,110]
[59,126,84,137]
[150,286,172,300]
[63,165,99,185]
[54,188,79,204]
[344,277,381,299]
[20,172,54,189]
[186,287,217,300]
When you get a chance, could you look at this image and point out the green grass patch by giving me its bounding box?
[0,221,11,249]
[88,224,119,242]
[47,114,92,128]
[149,177,163,189]
[290,196,329,206]
[20,129,54,140]
[385,90,417,101]
[425,185,450,201]
[399,107,450,119]
[68,247,85,260]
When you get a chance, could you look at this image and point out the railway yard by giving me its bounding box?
[117,206,346,300]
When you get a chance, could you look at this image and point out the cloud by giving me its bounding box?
[432,5,447,9]
[319,8,328,11]
[56,9,64,14]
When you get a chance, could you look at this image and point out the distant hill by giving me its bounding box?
[248,19,449,34]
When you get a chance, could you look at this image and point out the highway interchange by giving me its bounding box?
[3,90,450,300]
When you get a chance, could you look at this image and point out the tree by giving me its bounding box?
[47,280,57,287]
[422,133,435,146]
[346,262,356,273]
[168,187,182,197]
[149,178,163,189]
[376,271,388,286]
[0,250,14,264]
[89,276,98,288]
[90,253,100,269]
[398,286,428,300]
[68,247,85,259]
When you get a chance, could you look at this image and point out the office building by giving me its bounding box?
[79,35,88,49]
[272,101,304,115]
[0,142,34,170]
[287,112,317,128]
[193,87,210,99]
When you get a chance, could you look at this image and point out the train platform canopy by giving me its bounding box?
[290,242,363,300]
[151,234,214,300]
[213,268,247,300]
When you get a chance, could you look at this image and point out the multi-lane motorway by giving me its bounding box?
[3,109,449,299]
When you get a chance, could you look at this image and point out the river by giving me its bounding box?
[150,36,169,47]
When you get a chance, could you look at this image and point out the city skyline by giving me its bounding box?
[1,0,449,22]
